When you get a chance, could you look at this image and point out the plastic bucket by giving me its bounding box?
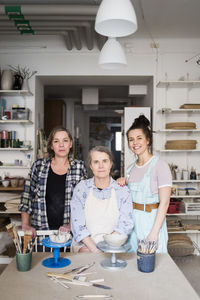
[137,251,155,273]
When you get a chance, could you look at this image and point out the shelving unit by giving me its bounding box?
[156,78,200,251]
[0,90,33,263]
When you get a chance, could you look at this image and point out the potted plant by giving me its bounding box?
[9,65,37,91]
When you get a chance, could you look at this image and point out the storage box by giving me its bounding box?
[12,108,29,120]
[183,200,200,214]
[167,199,181,214]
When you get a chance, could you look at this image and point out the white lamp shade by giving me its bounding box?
[95,0,137,37]
[99,38,127,70]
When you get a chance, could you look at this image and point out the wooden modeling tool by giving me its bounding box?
[23,231,32,254]
[13,225,22,253]
[29,237,37,253]
[6,223,19,252]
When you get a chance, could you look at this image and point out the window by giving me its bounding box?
[115,132,122,151]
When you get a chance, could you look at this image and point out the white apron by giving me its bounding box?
[71,187,120,253]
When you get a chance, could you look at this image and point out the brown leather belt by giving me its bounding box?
[133,202,159,213]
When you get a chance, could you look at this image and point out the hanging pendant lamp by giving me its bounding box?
[95,0,138,37]
[99,37,127,70]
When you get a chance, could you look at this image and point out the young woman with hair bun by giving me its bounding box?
[117,115,172,253]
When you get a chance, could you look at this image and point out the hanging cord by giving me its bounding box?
[138,0,158,50]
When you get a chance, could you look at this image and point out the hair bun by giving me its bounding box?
[133,114,150,128]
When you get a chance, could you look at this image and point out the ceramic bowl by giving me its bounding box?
[49,232,71,243]
[2,180,10,187]
[104,233,128,247]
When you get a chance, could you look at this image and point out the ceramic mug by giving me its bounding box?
[175,171,181,180]
[2,180,10,187]
[16,251,32,272]
[10,178,19,187]
[182,170,189,180]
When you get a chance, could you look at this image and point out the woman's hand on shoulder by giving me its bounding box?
[116,177,127,187]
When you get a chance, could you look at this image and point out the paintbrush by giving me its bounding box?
[23,231,32,254]
[29,237,37,253]
[6,223,19,252]
[13,225,22,253]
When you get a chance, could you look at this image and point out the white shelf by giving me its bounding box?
[168,230,200,234]
[173,180,200,183]
[0,148,32,151]
[157,81,200,87]
[170,195,200,198]
[0,210,20,214]
[0,89,33,96]
[167,213,195,216]
[0,120,32,124]
[0,256,13,264]
[157,109,200,113]
[0,165,29,169]
[156,129,200,132]
[157,149,200,152]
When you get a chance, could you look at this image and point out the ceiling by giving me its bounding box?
[1,0,199,107]
[0,0,200,51]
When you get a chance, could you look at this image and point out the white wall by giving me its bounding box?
[1,37,200,173]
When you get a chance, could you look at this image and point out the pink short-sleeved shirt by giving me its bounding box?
[128,156,172,195]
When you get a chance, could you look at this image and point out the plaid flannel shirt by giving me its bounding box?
[19,158,87,230]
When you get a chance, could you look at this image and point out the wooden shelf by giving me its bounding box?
[0,187,23,191]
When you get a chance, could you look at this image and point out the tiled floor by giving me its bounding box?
[172,255,200,297]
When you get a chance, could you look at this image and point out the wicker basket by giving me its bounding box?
[180,103,200,109]
[168,234,194,257]
[165,140,197,150]
[165,122,196,130]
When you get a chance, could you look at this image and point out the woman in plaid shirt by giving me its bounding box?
[19,127,87,237]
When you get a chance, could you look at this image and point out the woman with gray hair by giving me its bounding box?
[71,146,134,253]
